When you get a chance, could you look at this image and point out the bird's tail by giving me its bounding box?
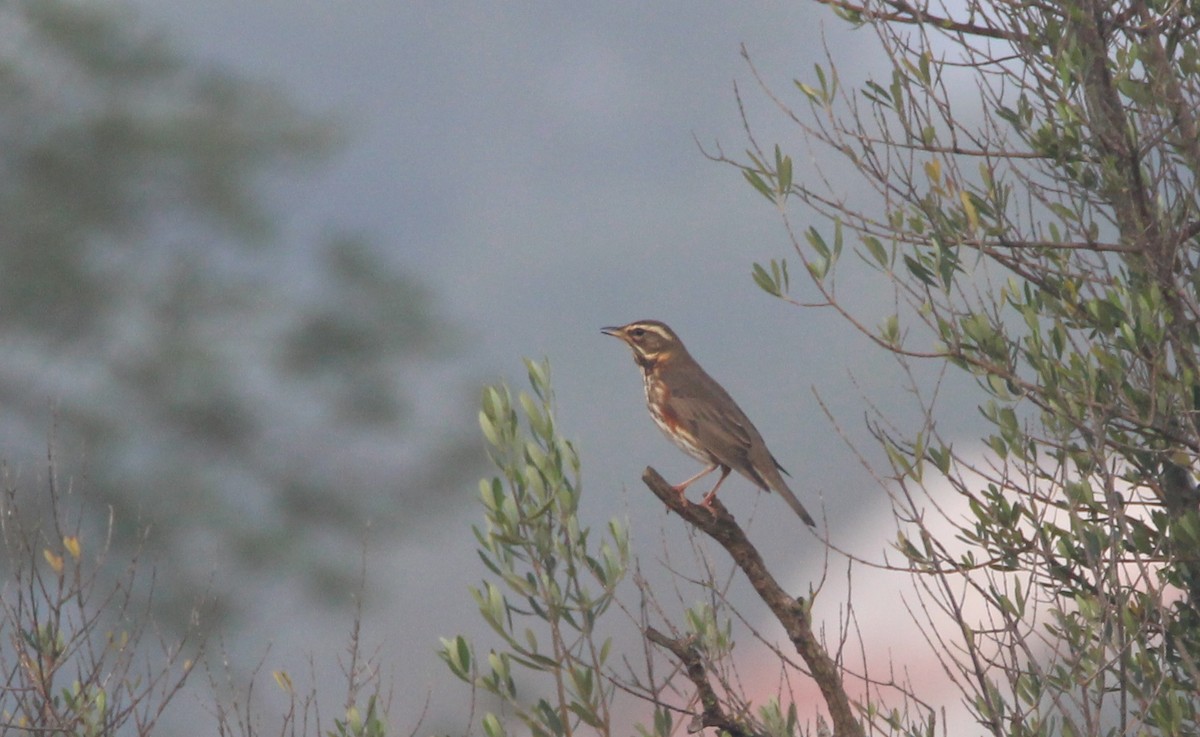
[772,477,816,527]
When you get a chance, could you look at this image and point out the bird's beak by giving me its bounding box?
[600,326,623,338]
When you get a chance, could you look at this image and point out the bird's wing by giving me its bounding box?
[667,372,760,472]
[666,364,816,526]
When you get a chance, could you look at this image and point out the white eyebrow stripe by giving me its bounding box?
[630,323,674,341]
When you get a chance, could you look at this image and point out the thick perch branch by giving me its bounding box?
[642,466,864,737]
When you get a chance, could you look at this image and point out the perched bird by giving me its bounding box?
[602,319,816,527]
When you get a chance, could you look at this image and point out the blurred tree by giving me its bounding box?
[0,0,476,624]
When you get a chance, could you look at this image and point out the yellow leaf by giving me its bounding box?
[960,191,979,231]
[43,549,64,574]
[63,536,81,560]
[272,670,294,693]
[924,158,942,184]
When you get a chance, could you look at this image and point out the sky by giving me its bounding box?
[115,2,979,733]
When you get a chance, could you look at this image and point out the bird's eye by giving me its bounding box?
[631,328,645,338]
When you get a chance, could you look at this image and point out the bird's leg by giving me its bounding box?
[671,463,719,501]
[699,466,733,511]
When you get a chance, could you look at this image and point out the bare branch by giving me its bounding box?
[811,0,1027,42]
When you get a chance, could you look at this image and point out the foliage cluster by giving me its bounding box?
[441,360,630,737]
[0,461,399,737]
[735,0,1200,733]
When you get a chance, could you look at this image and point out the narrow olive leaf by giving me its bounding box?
[272,670,294,693]
[743,169,776,202]
[482,713,507,737]
[752,262,781,297]
[1048,201,1079,223]
[457,635,473,674]
[862,235,888,266]
[903,254,937,286]
[655,705,674,736]
[569,702,603,728]
[805,226,830,259]
[524,357,550,399]
[961,190,979,231]
[890,70,905,124]
[815,63,828,95]
[881,313,900,344]
[862,79,892,107]
[774,146,793,197]
[795,79,821,102]
[518,392,545,437]
[924,158,942,184]
[479,411,502,447]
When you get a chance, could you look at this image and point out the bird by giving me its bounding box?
[601,319,816,527]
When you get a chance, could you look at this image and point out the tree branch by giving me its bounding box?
[811,0,1026,42]
[644,627,763,737]
[642,467,865,737]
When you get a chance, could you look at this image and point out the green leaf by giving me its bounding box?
[743,168,776,203]
[862,235,888,266]
[775,145,793,197]
[903,254,937,287]
[881,313,900,344]
[863,79,893,108]
[482,713,507,737]
[752,262,781,297]
[569,701,603,728]
[805,227,830,259]
[795,80,821,102]
[918,50,931,84]
[480,410,501,447]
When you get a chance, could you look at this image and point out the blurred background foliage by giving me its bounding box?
[0,0,478,625]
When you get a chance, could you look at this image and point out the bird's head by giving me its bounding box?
[601,320,685,368]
